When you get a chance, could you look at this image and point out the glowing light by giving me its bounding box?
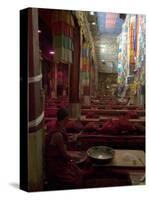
[100,45,106,48]
[38,30,42,33]
[90,11,94,15]
[101,48,105,53]
[49,51,55,55]
[92,22,96,25]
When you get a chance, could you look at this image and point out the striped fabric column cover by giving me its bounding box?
[51,10,74,64]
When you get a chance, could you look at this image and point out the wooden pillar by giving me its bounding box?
[83,47,91,106]
[83,81,90,105]
[69,23,80,118]
[87,50,92,103]
[51,63,57,98]
[79,29,83,99]
[28,8,44,191]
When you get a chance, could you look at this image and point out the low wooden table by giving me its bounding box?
[92,149,145,167]
[68,149,145,186]
[90,149,145,185]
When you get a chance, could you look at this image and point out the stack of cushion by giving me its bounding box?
[98,116,135,135]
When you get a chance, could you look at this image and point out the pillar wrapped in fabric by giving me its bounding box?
[28,8,44,192]
[129,15,136,69]
[51,10,74,64]
[80,42,91,105]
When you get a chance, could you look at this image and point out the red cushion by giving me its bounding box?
[45,109,57,117]
[100,120,118,134]
[46,120,56,133]
[59,101,69,108]
[105,105,112,109]
[86,112,99,118]
[127,111,138,119]
[118,116,135,132]
[66,120,84,133]
[84,122,99,132]
[82,105,91,109]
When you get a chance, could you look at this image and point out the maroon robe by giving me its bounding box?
[46,122,83,188]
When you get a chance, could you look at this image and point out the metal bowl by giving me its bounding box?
[87,146,115,164]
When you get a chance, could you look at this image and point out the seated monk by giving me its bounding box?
[46,108,90,189]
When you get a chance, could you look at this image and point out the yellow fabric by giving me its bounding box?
[55,47,72,64]
[82,57,88,65]
[130,81,138,96]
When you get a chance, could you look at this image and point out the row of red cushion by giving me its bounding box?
[46,117,145,135]
[84,111,139,119]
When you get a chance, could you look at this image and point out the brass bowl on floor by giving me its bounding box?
[87,146,115,164]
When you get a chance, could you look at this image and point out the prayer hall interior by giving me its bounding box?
[20,8,145,192]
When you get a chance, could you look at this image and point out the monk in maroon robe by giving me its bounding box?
[46,108,84,189]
